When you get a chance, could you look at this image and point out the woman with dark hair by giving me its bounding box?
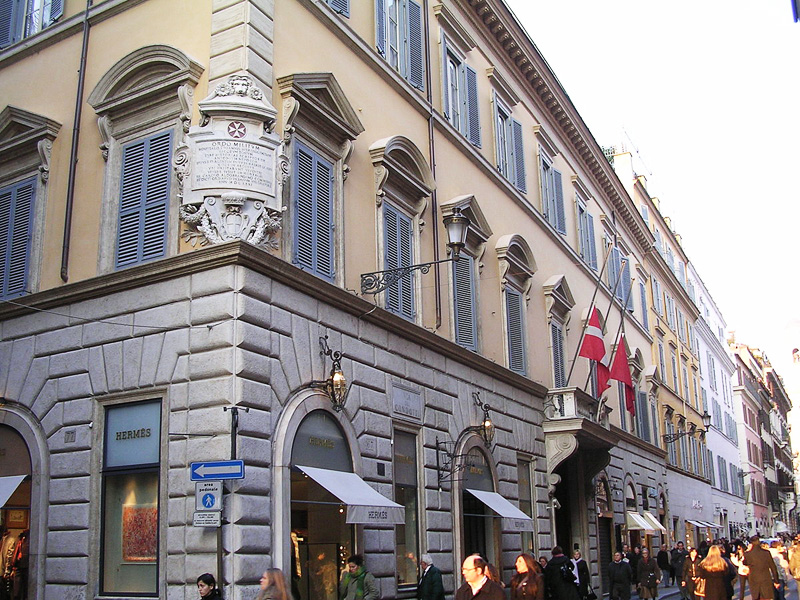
[258,568,290,600]
[511,554,543,600]
[682,547,702,600]
[339,555,379,600]
[197,573,223,599]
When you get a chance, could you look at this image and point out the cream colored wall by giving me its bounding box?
[0,0,212,289]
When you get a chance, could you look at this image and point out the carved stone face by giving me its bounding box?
[230,76,250,96]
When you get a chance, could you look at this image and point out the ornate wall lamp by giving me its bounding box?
[435,392,495,487]
[360,208,470,295]
[311,336,349,412]
[663,410,711,443]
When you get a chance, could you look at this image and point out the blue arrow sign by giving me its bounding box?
[191,460,245,481]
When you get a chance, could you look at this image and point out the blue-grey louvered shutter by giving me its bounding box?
[552,168,565,233]
[375,0,386,57]
[0,178,35,299]
[622,253,633,310]
[638,391,650,442]
[293,143,335,280]
[406,0,425,90]
[511,117,526,192]
[586,213,597,269]
[639,282,649,329]
[505,289,525,375]
[384,205,414,319]
[441,37,450,121]
[551,322,565,387]
[329,0,349,17]
[453,255,477,350]
[117,131,171,268]
[47,0,64,24]
[464,65,481,147]
[0,0,16,48]
[608,246,620,296]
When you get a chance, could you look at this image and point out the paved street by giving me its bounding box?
[634,578,800,600]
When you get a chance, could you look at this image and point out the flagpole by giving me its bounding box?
[564,243,614,387]
[593,269,637,417]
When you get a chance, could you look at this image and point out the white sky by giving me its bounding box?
[505,0,800,422]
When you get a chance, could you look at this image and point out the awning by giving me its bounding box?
[699,520,721,529]
[466,489,534,532]
[641,511,667,533]
[296,465,405,525]
[626,511,655,534]
[776,521,790,533]
[0,475,26,508]
[685,519,707,528]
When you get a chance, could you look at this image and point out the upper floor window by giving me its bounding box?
[383,203,415,319]
[540,150,565,233]
[576,199,597,270]
[494,95,525,192]
[327,0,349,16]
[292,142,334,280]
[652,277,663,316]
[453,254,478,350]
[376,0,425,90]
[0,177,35,299]
[544,274,574,389]
[496,234,535,376]
[116,131,172,268]
[607,241,633,310]
[0,0,63,49]
[635,390,651,443]
[441,35,481,147]
[639,281,649,330]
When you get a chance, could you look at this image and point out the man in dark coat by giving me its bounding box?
[455,554,504,600]
[418,554,445,600]
[608,552,633,600]
[671,542,689,598]
[656,545,671,587]
[743,535,779,600]
[544,546,581,600]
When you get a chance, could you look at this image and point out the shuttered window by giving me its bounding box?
[505,288,526,375]
[540,156,564,233]
[636,391,651,443]
[1,0,63,49]
[550,321,565,387]
[442,36,481,148]
[0,177,35,299]
[384,204,414,320]
[577,203,597,270]
[293,142,335,281]
[452,254,477,351]
[116,131,172,269]
[376,0,425,91]
[328,0,349,16]
[494,97,525,192]
[639,281,649,330]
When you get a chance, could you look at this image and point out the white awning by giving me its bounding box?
[685,519,706,528]
[626,511,655,534]
[0,475,26,508]
[296,465,405,525]
[699,520,721,529]
[466,489,534,532]
[641,511,667,533]
[776,520,790,533]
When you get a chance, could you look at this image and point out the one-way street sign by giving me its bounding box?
[191,460,245,481]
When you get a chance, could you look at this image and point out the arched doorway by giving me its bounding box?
[0,425,32,599]
[290,411,355,600]
[459,446,499,565]
[595,477,612,594]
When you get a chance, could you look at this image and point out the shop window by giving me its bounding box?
[0,177,35,299]
[101,400,161,595]
[0,0,63,49]
[393,431,418,589]
[376,0,425,90]
[517,458,534,555]
[0,425,32,598]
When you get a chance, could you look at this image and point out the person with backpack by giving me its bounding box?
[544,546,581,600]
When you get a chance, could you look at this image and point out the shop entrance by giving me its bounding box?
[0,425,31,600]
[460,447,498,565]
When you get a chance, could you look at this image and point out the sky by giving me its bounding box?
[505,0,800,426]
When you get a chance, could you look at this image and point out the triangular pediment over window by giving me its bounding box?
[543,274,575,322]
[441,195,492,244]
[0,106,61,182]
[277,72,365,143]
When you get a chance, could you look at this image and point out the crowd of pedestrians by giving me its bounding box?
[190,533,800,600]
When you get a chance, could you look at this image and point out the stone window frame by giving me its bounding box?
[277,72,364,285]
[369,135,434,323]
[0,105,60,297]
[543,274,574,389]
[495,234,535,376]
[87,44,203,273]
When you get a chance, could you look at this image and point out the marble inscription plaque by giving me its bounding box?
[193,139,275,196]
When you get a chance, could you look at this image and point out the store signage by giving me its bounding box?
[195,481,223,512]
[392,385,422,422]
[190,460,244,481]
[193,512,221,528]
[106,402,161,468]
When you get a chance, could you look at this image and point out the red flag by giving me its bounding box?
[579,306,606,362]
[609,334,636,415]
[596,354,611,394]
